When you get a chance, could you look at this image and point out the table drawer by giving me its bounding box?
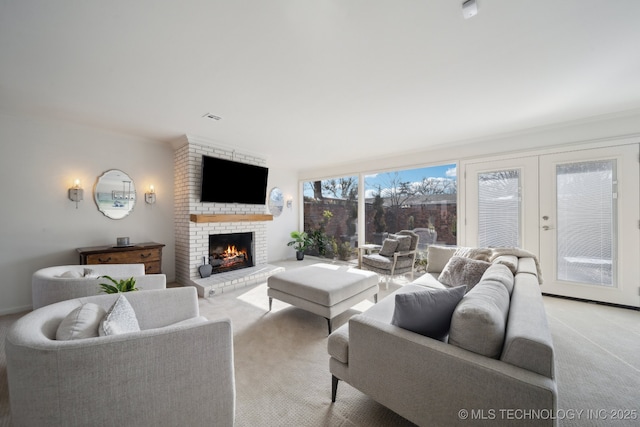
[85,248,161,265]
[144,261,162,274]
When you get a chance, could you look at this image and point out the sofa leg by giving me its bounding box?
[268,297,272,312]
[326,318,332,335]
[331,375,339,402]
[374,293,378,303]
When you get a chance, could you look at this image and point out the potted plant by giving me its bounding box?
[287,231,312,260]
[99,276,138,293]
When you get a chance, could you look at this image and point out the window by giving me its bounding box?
[364,164,457,251]
[303,176,358,261]
[556,160,615,286]
[477,170,521,247]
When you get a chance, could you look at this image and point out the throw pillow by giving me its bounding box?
[99,294,141,336]
[454,246,492,262]
[56,303,107,340]
[57,270,84,278]
[426,245,458,273]
[378,238,399,257]
[391,286,466,340]
[83,268,99,278]
[389,234,411,252]
[438,256,491,290]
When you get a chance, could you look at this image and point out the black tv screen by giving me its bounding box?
[200,155,269,204]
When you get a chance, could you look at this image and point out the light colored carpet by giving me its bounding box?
[1,259,639,426]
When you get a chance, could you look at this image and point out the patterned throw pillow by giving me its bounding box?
[389,234,412,252]
[438,256,491,290]
[378,238,399,257]
[99,294,140,336]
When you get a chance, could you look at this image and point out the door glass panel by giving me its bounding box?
[478,170,520,247]
[556,160,616,287]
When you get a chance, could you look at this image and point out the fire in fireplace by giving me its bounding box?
[208,232,254,274]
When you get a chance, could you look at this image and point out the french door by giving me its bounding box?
[538,145,639,307]
[464,144,640,308]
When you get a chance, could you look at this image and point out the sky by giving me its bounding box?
[364,164,457,197]
[303,163,457,198]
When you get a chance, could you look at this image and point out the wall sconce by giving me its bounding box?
[145,185,156,204]
[286,197,293,209]
[68,179,83,209]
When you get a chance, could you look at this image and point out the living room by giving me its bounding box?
[1,1,640,426]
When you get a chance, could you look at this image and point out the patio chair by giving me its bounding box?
[361,230,419,288]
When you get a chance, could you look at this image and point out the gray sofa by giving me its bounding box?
[328,246,556,426]
[6,287,235,427]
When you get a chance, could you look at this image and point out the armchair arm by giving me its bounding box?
[393,249,417,259]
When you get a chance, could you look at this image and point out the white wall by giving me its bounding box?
[299,109,640,181]
[265,167,299,262]
[0,114,175,314]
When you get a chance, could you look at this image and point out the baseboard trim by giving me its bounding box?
[542,293,639,311]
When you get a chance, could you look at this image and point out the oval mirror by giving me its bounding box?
[268,187,284,217]
[94,169,136,220]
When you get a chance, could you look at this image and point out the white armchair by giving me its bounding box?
[5,287,236,427]
[32,264,166,309]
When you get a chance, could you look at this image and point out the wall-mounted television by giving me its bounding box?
[200,155,269,204]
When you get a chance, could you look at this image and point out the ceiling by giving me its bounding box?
[2,1,640,170]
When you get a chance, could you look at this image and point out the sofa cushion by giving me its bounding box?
[412,272,447,289]
[491,255,518,274]
[391,285,466,340]
[378,238,399,257]
[99,294,141,336]
[426,245,458,272]
[56,303,107,340]
[448,279,510,358]
[438,256,491,290]
[480,263,515,295]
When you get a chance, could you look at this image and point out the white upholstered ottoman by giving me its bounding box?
[267,263,379,334]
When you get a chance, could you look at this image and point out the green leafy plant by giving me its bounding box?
[337,241,354,261]
[99,275,138,294]
[287,231,312,252]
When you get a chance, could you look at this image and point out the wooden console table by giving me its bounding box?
[77,242,165,274]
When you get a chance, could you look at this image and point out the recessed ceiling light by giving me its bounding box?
[202,113,222,121]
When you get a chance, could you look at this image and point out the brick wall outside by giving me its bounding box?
[303,198,457,249]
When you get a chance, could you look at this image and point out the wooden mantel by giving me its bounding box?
[190,214,273,223]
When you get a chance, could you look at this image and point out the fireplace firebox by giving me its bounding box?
[208,232,254,274]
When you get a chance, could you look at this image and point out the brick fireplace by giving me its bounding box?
[173,136,283,296]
